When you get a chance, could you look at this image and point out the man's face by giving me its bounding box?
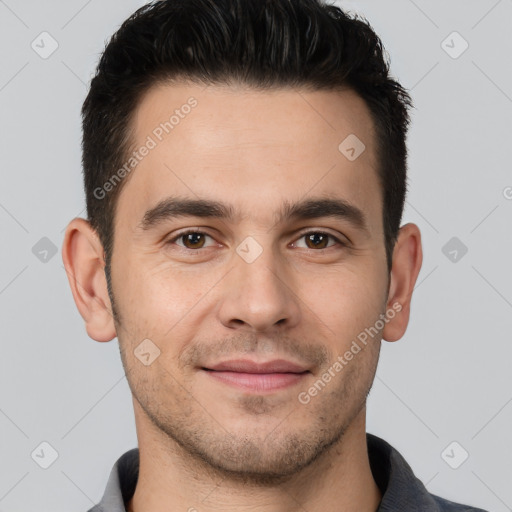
[110,82,390,479]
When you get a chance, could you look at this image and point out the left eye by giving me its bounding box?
[167,230,343,251]
[293,232,342,250]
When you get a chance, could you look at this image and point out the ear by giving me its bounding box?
[62,218,117,342]
[382,223,423,342]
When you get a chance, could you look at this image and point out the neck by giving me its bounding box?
[128,405,381,512]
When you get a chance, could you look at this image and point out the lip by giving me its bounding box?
[205,359,309,374]
[201,359,310,392]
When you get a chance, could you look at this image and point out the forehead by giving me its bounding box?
[132,82,376,158]
[117,81,381,232]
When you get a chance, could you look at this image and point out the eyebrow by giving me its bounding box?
[138,196,369,234]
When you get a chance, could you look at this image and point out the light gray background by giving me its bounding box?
[0,1,511,511]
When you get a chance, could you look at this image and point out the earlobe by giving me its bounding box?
[382,223,423,343]
[62,218,117,342]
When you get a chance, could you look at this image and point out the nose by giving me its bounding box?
[217,245,301,333]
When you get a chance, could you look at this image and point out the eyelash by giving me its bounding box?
[166,229,347,251]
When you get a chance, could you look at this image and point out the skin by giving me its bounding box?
[62,82,422,512]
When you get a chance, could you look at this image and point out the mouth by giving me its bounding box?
[200,359,311,393]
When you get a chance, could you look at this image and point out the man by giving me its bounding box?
[62,0,487,510]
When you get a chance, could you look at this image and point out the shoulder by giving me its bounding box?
[431,494,489,512]
[366,433,489,512]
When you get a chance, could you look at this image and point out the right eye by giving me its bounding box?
[166,230,217,250]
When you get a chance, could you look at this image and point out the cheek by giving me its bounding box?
[299,263,387,341]
[115,259,220,341]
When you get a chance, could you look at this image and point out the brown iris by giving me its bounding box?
[182,232,206,249]
[304,232,329,249]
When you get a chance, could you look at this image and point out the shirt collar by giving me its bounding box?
[89,433,469,511]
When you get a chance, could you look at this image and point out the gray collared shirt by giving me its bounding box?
[87,433,488,511]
